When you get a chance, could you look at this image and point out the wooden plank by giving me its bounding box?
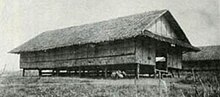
[135,38,156,65]
[167,48,182,69]
[147,16,177,39]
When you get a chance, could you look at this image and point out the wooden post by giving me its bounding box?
[136,64,140,79]
[79,66,81,77]
[154,66,157,78]
[22,69,25,77]
[104,67,108,78]
[87,70,90,77]
[39,69,42,76]
[52,70,55,76]
[82,67,85,77]
[67,69,70,76]
[171,69,174,78]
[96,67,99,77]
[74,69,77,75]
[177,69,180,78]
[56,69,59,76]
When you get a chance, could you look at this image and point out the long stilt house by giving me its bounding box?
[10,10,198,78]
[183,45,220,71]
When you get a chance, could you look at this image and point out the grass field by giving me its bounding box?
[0,71,219,97]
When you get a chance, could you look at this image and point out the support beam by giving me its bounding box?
[136,64,140,79]
[74,69,77,75]
[82,68,85,77]
[87,69,90,77]
[79,66,81,77]
[170,70,174,78]
[22,69,25,77]
[39,69,42,76]
[67,69,70,76]
[96,67,99,77]
[56,69,59,76]
[104,67,108,78]
[154,66,157,78]
[52,70,55,76]
[177,69,180,78]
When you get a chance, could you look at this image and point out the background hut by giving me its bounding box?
[10,10,198,78]
[183,45,220,71]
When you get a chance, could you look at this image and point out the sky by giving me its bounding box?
[0,0,219,71]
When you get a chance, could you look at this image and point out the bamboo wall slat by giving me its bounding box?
[20,39,136,68]
[20,55,136,68]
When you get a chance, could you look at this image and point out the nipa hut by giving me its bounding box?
[183,45,220,71]
[10,10,198,78]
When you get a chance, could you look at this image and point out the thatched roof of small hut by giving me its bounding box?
[10,10,198,54]
[183,45,220,61]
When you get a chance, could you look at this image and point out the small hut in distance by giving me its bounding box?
[183,45,220,71]
[10,10,198,78]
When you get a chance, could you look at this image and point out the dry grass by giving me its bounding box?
[0,70,219,97]
[176,71,220,97]
[0,83,166,97]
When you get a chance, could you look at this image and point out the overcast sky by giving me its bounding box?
[0,0,219,71]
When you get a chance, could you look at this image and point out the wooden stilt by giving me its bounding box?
[67,69,70,76]
[171,70,174,77]
[154,66,157,78]
[74,69,77,75]
[104,67,108,78]
[177,69,180,78]
[56,69,59,76]
[79,66,81,77]
[87,69,90,77]
[52,70,55,76]
[39,69,42,76]
[23,69,25,77]
[96,67,99,77]
[82,67,85,77]
[136,64,140,79]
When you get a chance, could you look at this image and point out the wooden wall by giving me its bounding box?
[135,38,156,65]
[20,39,136,69]
[148,16,177,39]
[20,37,183,70]
[167,48,182,69]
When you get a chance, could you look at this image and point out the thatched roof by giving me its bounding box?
[10,10,198,54]
[183,45,220,61]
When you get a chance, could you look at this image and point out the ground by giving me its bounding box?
[0,71,219,97]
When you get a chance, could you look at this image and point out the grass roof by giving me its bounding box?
[183,45,220,61]
[10,10,197,54]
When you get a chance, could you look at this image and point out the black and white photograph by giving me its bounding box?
[0,0,219,97]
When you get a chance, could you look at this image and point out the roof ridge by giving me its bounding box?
[44,9,168,34]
